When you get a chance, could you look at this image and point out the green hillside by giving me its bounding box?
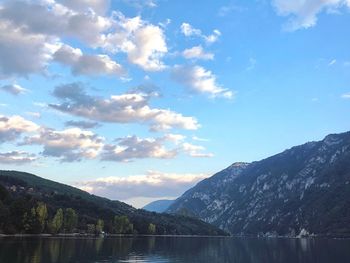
[0,170,227,236]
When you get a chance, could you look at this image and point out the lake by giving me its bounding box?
[0,236,349,263]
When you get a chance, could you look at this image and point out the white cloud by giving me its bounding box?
[172,65,233,99]
[101,135,178,162]
[192,136,209,142]
[0,22,60,78]
[0,114,104,163]
[0,0,113,78]
[0,0,168,76]
[50,83,199,131]
[21,127,104,162]
[101,134,211,162]
[65,120,100,129]
[0,115,39,143]
[180,23,221,44]
[180,23,202,37]
[204,29,221,44]
[164,133,186,144]
[0,113,201,163]
[74,170,209,205]
[182,46,214,60]
[104,14,168,71]
[158,18,171,29]
[0,151,37,164]
[328,59,337,66]
[53,44,125,76]
[0,84,28,95]
[272,0,350,31]
[25,112,41,118]
[218,4,244,17]
[182,142,214,158]
[246,58,257,71]
[341,92,350,99]
[58,0,111,15]
[127,24,167,71]
[0,0,111,46]
[120,0,158,9]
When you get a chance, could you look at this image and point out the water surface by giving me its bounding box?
[0,236,349,263]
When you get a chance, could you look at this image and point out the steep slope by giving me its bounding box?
[143,199,174,213]
[0,170,227,236]
[167,132,350,237]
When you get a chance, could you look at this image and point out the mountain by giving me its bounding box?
[143,199,174,213]
[0,170,227,236]
[167,131,350,237]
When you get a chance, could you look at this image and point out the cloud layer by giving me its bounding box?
[0,113,210,163]
[0,84,27,96]
[102,135,177,162]
[53,44,125,76]
[272,0,350,31]
[0,21,59,78]
[0,1,223,173]
[0,115,39,143]
[65,120,100,129]
[50,83,199,131]
[101,134,212,162]
[0,151,37,164]
[75,170,209,202]
[21,127,104,162]
[0,0,168,78]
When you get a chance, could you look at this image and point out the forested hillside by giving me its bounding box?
[0,170,227,236]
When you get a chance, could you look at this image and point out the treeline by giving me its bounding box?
[0,184,156,235]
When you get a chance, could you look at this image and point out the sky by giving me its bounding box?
[0,0,349,208]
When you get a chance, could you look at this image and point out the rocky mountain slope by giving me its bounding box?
[143,199,174,213]
[167,131,350,237]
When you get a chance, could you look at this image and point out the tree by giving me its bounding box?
[50,208,64,234]
[0,201,9,232]
[0,184,9,202]
[86,224,95,235]
[22,207,41,234]
[9,198,29,231]
[95,219,104,234]
[113,215,133,234]
[36,202,48,232]
[148,223,156,235]
[64,208,78,233]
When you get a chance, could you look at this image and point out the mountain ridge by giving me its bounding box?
[143,199,175,213]
[167,131,350,237]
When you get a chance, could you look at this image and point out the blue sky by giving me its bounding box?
[0,0,349,207]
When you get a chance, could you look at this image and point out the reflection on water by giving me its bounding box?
[0,236,350,263]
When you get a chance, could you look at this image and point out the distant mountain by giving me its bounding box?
[0,170,227,236]
[143,199,174,213]
[167,131,350,237]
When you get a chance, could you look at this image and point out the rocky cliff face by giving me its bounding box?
[167,132,350,237]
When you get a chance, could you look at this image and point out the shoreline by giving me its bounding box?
[0,233,229,238]
[1,233,349,240]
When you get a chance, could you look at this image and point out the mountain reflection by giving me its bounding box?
[0,237,349,263]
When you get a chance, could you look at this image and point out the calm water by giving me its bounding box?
[0,236,350,263]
